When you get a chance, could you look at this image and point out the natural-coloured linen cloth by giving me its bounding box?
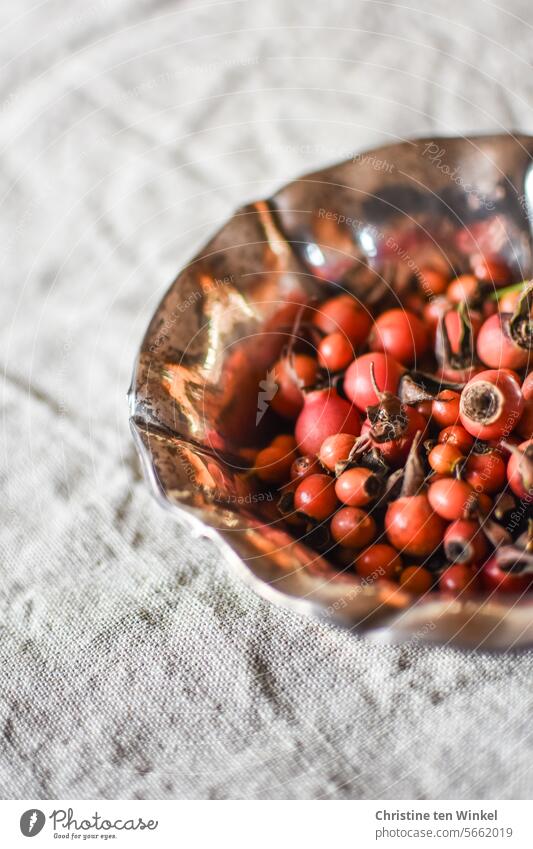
[1,0,533,800]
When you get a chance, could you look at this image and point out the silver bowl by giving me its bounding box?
[129,133,533,650]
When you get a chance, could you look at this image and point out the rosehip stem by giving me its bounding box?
[401,371,466,402]
[334,433,373,476]
[400,431,425,497]
[368,360,384,401]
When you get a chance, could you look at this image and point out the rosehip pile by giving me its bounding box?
[253,273,533,598]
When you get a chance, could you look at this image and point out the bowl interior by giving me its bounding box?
[129,134,533,649]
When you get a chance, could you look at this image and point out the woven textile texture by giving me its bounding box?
[2,0,533,799]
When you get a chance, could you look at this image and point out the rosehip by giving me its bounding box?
[435,304,483,384]
[361,405,427,467]
[330,507,376,548]
[432,391,462,428]
[295,388,361,455]
[313,295,371,346]
[344,352,405,411]
[272,434,297,451]
[439,564,478,596]
[318,433,357,472]
[294,473,338,520]
[255,444,295,483]
[428,442,464,474]
[443,519,488,565]
[444,308,483,352]
[290,454,322,481]
[318,332,354,372]
[335,467,382,506]
[369,308,429,366]
[459,369,524,440]
[271,354,318,419]
[464,448,506,494]
[354,544,402,581]
[438,425,474,454]
[476,312,530,370]
[427,478,477,521]
[417,267,449,297]
[385,494,445,557]
[480,556,533,594]
[472,256,512,286]
[447,274,483,306]
[399,566,433,594]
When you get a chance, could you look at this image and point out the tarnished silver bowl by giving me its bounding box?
[129,134,533,650]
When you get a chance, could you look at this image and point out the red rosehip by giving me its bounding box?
[335,467,382,507]
[464,449,506,494]
[399,566,433,594]
[313,295,372,346]
[369,308,429,366]
[417,267,449,297]
[295,388,361,455]
[472,256,512,286]
[459,369,524,440]
[272,434,297,451]
[427,477,477,521]
[438,425,474,454]
[330,507,376,548]
[318,332,354,372]
[354,544,402,581]
[476,312,531,370]
[318,433,357,472]
[439,564,478,596]
[385,494,445,557]
[294,473,338,520]
[270,354,318,419]
[443,519,489,565]
[344,352,405,411]
[290,454,322,481]
[447,274,480,305]
[480,556,533,594]
[444,308,483,352]
[361,405,427,467]
[255,444,295,483]
[428,442,464,475]
[432,390,461,428]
